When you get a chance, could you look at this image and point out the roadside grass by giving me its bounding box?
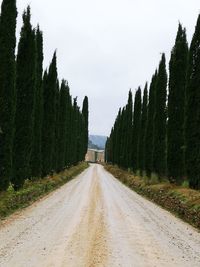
[105,164,200,230]
[0,162,88,220]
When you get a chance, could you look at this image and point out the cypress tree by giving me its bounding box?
[106,135,113,164]
[118,108,126,167]
[132,87,142,172]
[68,99,74,165]
[185,15,200,189]
[145,72,157,176]
[54,80,60,172]
[0,0,17,190]
[112,109,122,165]
[68,95,75,166]
[12,7,36,190]
[139,83,148,173]
[57,80,68,171]
[42,52,57,176]
[76,112,83,162]
[105,137,110,163]
[167,24,188,183]
[71,98,78,164]
[123,91,133,168]
[113,108,124,167]
[110,127,115,164]
[64,84,72,167]
[31,26,44,178]
[82,96,89,156]
[152,54,167,177]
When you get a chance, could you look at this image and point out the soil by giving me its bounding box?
[0,164,200,266]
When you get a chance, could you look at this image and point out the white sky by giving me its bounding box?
[8,1,200,135]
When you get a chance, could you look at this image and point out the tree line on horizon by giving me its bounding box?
[0,0,88,191]
[105,15,200,190]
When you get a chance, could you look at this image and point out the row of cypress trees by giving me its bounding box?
[105,15,200,190]
[0,1,88,191]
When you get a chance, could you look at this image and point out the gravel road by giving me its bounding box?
[0,164,200,267]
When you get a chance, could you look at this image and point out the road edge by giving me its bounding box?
[104,164,200,230]
[0,162,89,220]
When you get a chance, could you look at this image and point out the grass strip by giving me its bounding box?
[105,164,200,230]
[0,162,88,219]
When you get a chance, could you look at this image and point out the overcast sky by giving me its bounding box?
[14,0,200,136]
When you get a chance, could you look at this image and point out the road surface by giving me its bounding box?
[0,164,200,267]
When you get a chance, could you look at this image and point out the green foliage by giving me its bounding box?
[138,83,148,173]
[71,98,79,164]
[142,171,149,185]
[42,52,57,176]
[31,26,44,178]
[150,172,159,185]
[105,165,200,229]
[136,170,140,177]
[12,7,36,190]
[144,72,157,176]
[105,16,200,192]
[105,91,134,169]
[124,90,133,168]
[0,163,88,219]
[64,84,72,166]
[82,96,89,155]
[181,180,189,188]
[152,54,167,177]
[185,15,200,190]
[132,87,142,171]
[0,0,17,190]
[57,80,68,171]
[54,80,60,171]
[0,3,88,193]
[167,24,188,184]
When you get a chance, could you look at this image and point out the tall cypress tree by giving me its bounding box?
[31,26,44,178]
[124,90,133,168]
[57,80,68,171]
[145,72,157,176]
[0,0,17,190]
[139,83,148,173]
[54,80,60,172]
[119,108,126,167]
[152,54,167,177]
[71,98,78,164]
[12,7,36,190]
[77,112,84,162]
[42,52,57,176]
[105,137,110,163]
[167,24,188,183]
[68,95,75,166]
[185,15,200,189]
[113,109,122,165]
[64,84,72,167]
[132,87,142,172]
[82,96,89,156]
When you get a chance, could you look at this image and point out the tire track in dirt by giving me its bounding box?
[63,165,109,267]
[0,164,200,267]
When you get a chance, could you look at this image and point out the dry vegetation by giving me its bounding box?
[0,162,88,219]
[105,164,200,230]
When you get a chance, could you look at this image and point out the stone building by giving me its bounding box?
[85,149,105,163]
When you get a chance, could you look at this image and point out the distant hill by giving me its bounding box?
[89,135,107,149]
[88,139,100,150]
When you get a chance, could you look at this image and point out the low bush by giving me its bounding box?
[150,172,159,184]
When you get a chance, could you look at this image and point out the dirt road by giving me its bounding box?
[0,164,200,267]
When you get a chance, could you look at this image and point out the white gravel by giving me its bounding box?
[0,164,200,267]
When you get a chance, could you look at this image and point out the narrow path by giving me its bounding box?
[0,164,200,266]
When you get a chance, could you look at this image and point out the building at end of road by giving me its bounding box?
[85,149,105,163]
